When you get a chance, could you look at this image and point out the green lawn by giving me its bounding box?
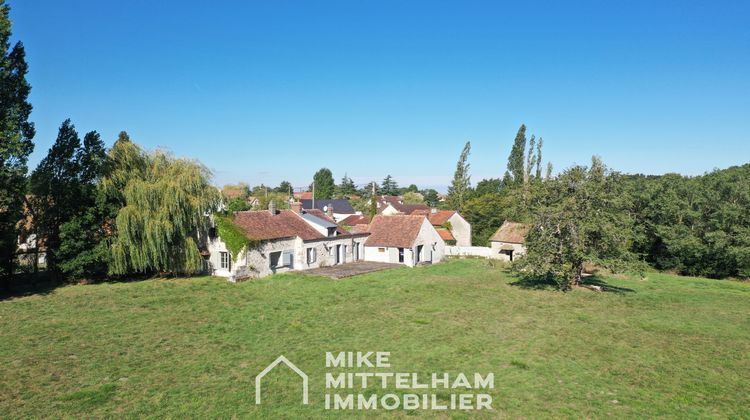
[1,259,749,418]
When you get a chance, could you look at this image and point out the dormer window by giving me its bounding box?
[327,227,337,237]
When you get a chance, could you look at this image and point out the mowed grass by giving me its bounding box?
[1,259,749,418]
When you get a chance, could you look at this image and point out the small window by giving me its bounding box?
[329,247,335,256]
[306,247,317,264]
[378,247,385,253]
[220,251,230,269]
[269,251,281,268]
[327,227,337,237]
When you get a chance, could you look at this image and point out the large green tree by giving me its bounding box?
[0,0,34,280]
[312,168,335,199]
[514,156,640,290]
[29,120,84,271]
[380,175,399,196]
[447,141,471,212]
[101,137,220,276]
[336,174,357,198]
[55,130,109,280]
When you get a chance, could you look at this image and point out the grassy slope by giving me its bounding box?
[1,259,748,418]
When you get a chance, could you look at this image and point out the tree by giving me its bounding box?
[505,124,526,185]
[0,0,35,280]
[524,135,536,184]
[422,189,439,207]
[312,168,335,199]
[380,175,399,196]
[402,191,424,204]
[535,137,543,179]
[473,178,503,197]
[447,141,471,212]
[29,120,84,271]
[401,184,419,194]
[275,181,292,195]
[101,140,221,276]
[513,156,640,290]
[56,130,110,280]
[336,174,357,198]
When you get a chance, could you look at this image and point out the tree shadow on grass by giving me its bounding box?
[0,272,63,301]
[579,276,636,294]
[510,274,636,294]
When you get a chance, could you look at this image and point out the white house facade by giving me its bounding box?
[363,215,445,267]
[208,202,368,281]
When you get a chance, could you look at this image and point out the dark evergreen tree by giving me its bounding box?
[336,174,357,198]
[275,180,293,195]
[0,1,35,280]
[421,189,439,207]
[380,175,399,196]
[29,120,83,272]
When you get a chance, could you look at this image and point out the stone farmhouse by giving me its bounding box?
[363,215,445,266]
[207,201,368,281]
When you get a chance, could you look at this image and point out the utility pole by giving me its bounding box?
[312,181,315,209]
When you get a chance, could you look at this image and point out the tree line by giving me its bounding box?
[447,124,749,287]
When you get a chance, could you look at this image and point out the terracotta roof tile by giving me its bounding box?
[490,221,530,244]
[339,214,369,226]
[427,210,456,225]
[435,228,455,241]
[364,215,426,248]
[231,210,324,241]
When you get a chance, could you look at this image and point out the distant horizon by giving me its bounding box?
[10,0,749,190]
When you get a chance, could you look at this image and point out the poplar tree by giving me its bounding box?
[0,1,35,280]
[447,141,471,212]
[506,124,526,185]
[525,135,536,184]
[535,137,543,179]
[101,138,220,276]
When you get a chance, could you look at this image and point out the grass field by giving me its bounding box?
[1,259,749,418]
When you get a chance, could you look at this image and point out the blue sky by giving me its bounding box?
[10,0,750,191]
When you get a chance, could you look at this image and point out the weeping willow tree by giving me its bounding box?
[101,134,220,276]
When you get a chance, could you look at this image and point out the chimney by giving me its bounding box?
[268,200,276,215]
[291,201,302,214]
[326,203,334,219]
[431,208,437,214]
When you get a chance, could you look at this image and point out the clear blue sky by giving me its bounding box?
[10,0,750,191]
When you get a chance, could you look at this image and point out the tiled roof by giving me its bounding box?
[231,210,325,241]
[427,210,456,226]
[293,191,313,200]
[490,221,530,244]
[351,224,370,234]
[364,215,426,248]
[435,228,455,241]
[380,202,431,215]
[339,214,369,226]
[300,199,355,214]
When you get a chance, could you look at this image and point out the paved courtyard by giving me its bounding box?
[302,261,400,279]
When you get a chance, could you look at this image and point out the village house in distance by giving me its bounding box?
[206,201,447,281]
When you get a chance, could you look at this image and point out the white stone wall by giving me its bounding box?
[363,219,445,267]
[489,241,526,261]
[448,213,472,247]
[209,234,369,281]
[414,218,445,265]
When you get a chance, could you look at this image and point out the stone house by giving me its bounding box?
[489,221,530,261]
[413,209,472,247]
[363,215,445,266]
[207,202,368,281]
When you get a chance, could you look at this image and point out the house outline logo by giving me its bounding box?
[255,355,309,405]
